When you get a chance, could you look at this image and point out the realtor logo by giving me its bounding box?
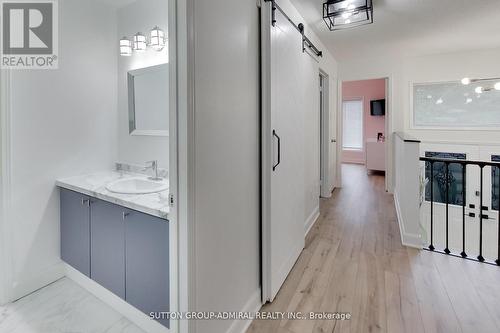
[1,0,58,69]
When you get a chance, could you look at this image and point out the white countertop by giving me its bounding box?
[56,172,169,219]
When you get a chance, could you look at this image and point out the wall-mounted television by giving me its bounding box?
[370,99,385,116]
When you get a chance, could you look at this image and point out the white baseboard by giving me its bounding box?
[305,206,320,237]
[225,289,262,333]
[394,193,423,249]
[65,264,169,333]
[11,262,64,301]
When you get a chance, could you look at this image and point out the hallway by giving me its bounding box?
[247,164,500,333]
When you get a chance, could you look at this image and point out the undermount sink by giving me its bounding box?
[106,177,168,194]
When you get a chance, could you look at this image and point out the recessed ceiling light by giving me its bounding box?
[495,82,500,90]
[461,78,471,85]
[427,95,433,99]
[436,98,443,105]
[475,86,483,94]
[466,98,472,104]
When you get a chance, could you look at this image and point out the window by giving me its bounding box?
[413,81,500,128]
[342,100,363,150]
[493,155,500,211]
[425,152,466,206]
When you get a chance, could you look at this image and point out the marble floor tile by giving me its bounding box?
[0,278,145,333]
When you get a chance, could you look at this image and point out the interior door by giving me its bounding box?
[266,8,316,301]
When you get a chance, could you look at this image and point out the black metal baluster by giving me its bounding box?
[444,162,450,254]
[461,163,467,258]
[496,165,500,266]
[478,165,485,262]
[429,161,435,251]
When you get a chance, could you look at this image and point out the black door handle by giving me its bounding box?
[273,130,281,171]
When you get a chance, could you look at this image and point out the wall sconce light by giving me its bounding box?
[149,26,166,51]
[120,27,167,56]
[133,33,147,52]
[119,37,132,57]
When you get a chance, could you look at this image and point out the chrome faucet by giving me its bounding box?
[144,160,162,181]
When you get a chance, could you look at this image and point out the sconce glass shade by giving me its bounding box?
[119,37,132,56]
[323,0,373,31]
[133,33,147,52]
[149,26,166,51]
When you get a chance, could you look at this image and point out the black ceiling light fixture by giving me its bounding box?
[323,0,373,31]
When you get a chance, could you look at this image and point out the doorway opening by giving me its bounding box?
[339,78,389,187]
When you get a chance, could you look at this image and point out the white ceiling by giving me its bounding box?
[289,0,500,62]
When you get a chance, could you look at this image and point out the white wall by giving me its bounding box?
[117,0,169,168]
[0,0,118,301]
[190,0,261,332]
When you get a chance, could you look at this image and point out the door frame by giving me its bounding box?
[337,76,393,192]
[175,0,197,332]
[168,0,181,331]
[0,68,12,305]
[260,0,272,303]
[319,70,332,198]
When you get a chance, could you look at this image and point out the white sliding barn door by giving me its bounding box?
[263,6,318,301]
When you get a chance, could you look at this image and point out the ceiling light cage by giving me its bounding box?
[323,0,373,31]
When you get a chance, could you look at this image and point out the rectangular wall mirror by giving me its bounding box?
[128,63,169,136]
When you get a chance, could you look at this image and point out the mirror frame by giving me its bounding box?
[127,63,169,137]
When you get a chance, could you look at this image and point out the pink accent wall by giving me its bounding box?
[342,78,386,164]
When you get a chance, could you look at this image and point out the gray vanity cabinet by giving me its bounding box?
[125,211,169,328]
[90,199,126,299]
[60,188,169,327]
[60,189,91,277]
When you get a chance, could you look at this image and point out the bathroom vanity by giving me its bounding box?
[57,172,170,328]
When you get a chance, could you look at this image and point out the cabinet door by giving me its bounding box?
[125,211,169,328]
[60,189,91,277]
[90,199,125,299]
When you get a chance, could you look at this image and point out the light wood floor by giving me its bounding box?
[247,163,500,333]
